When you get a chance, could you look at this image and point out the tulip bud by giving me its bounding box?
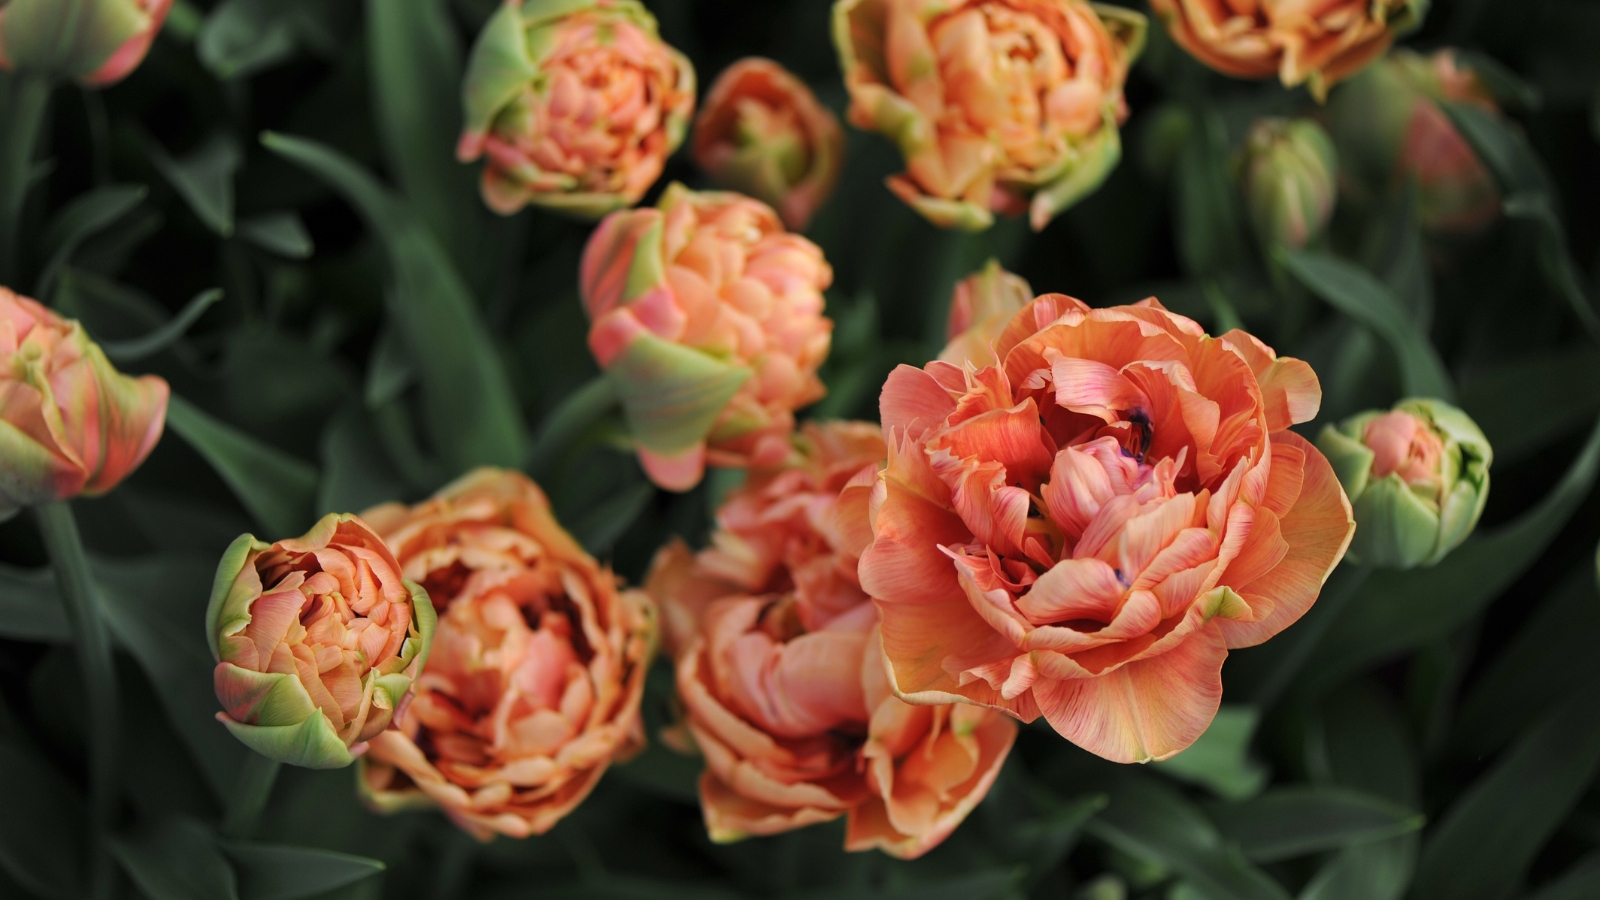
[207,514,437,769]
[692,58,843,232]
[457,0,696,218]
[1317,399,1492,569]
[1241,118,1338,251]
[1327,49,1501,234]
[0,0,172,86]
[0,287,168,520]
[938,260,1033,369]
[581,183,833,491]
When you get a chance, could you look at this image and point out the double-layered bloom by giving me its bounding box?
[833,0,1146,231]
[359,469,656,840]
[1150,0,1427,100]
[1328,48,1500,234]
[861,295,1354,762]
[940,260,1034,369]
[1240,118,1338,250]
[458,0,696,217]
[0,287,168,519]
[648,421,1016,858]
[692,58,844,231]
[582,183,833,491]
[208,514,436,769]
[0,0,173,86]
[1317,399,1490,569]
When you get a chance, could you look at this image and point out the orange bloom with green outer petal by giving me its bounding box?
[1149,0,1427,101]
[0,287,168,520]
[457,0,696,218]
[647,421,1016,858]
[833,0,1147,231]
[693,58,845,231]
[581,183,833,492]
[359,469,656,840]
[860,294,1353,763]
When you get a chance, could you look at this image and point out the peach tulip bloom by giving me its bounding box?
[939,259,1034,369]
[1150,0,1426,101]
[360,469,656,839]
[693,58,845,231]
[834,0,1147,231]
[0,287,168,519]
[582,183,834,492]
[458,0,696,218]
[861,294,1354,763]
[647,422,1017,858]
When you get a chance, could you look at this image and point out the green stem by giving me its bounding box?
[221,752,282,840]
[34,500,117,900]
[0,73,51,285]
[526,375,619,477]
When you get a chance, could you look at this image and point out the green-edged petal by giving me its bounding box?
[1316,425,1376,501]
[214,663,318,728]
[1028,117,1122,230]
[461,0,539,141]
[1349,473,1440,569]
[220,712,355,769]
[205,533,268,660]
[607,333,751,456]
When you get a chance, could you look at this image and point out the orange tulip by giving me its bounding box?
[860,294,1353,763]
[0,287,168,519]
[647,422,1017,858]
[693,58,844,231]
[834,0,1146,231]
[1150,0,1426,100]
[359,469,656,839]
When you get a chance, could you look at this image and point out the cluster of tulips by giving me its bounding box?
[0,0,1498,861]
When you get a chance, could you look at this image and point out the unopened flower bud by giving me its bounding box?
[1241,118,1338,250]
[0,0,172,86]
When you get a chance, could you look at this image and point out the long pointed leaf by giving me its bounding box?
[166,394,319,539]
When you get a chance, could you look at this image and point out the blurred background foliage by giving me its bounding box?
[3,0,1600,898]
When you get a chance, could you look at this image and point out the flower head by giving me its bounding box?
[1150,0,1427,100]
[647,421,1016,858]
[0,287,168,519]
[693,58,844,231]
[861,294,1354,762]
[1316,399,1490,569]
[581,183,834,491]
[833,0,1146,231]
[458,0,696,218]
[940,260,1034,369]
[1240,118,1338,250]
[359,469,656,839]
[208,514,436,769]
[0,0,173,86]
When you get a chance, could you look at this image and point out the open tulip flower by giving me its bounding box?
[861,294,1354,763]
[582,183,833,492]
[0,287,168,520]
[458,0,696,217]
[208,514,437,769]
[692,58,844,231]
[648,421,1017,858]
[833,0,1146,232]
[1317,399,1491,570]
[359,469,656,840]
[940,260,1034,369]
[0,0,173,86]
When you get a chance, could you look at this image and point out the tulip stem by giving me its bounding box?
[221,752,282,840]
[526,375,619,477]
[0,73,51,285]
[34,500,119,900]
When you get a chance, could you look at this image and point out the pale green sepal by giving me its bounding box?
[461,0,539,140]
[1350,474,1440,569]
[526,190,636,220]
[215,663,318,727]
[521,0,614,30]
[1029,118,1121,230]
[622,217,667,303]
[1431,479,1483,567]
[355,759,439,813]
[205,532,269,660]
[1316,425,1376,501]
[1090,4,1149,66]
[221,711,355,769]
[0,415,68,518]
[607,333,752,456]
[1,0,145,81]
[372,674,413,713]
[403,578,436,676]
[1200,585,1252,622]
[900,187,994,232]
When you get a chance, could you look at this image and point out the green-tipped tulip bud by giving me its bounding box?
[207,513,436,769]
[1241,118,1338,251]
[1317,399,1492,569]
[0,0,173,86]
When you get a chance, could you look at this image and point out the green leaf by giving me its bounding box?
[145,133,241,237]
[263,132,530,474]
[1295,414,1600,697]
[1458,346,1600,466]
[1087,773,1291,900]
[110,817,239,900]
[317,405,408,517]
[0,563,68,642]
[197,0,300,79]
[224,842,384,900]
[0,737,84,900]
[237,213,314,259]
[1174,109,1246,277]
[35,183,146,298]
[99,288,222,362]
[1297,840,1414,900]
[1526,852,1600,900]
[166,393,319,540]
[785,869,1023,900]
[1154,705,1269,801]
[1411,673,1600,900]
[363,326,416,409]
[572,481,654,554]
[1206,787,1422,864]
[1277,250,1454,401]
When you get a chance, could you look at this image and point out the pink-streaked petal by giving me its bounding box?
[1014,557,1125,625]
[881,364,956,441]
[1050,356,1147,421]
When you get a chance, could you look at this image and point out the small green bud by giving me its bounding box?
[1241,118,1338,251]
